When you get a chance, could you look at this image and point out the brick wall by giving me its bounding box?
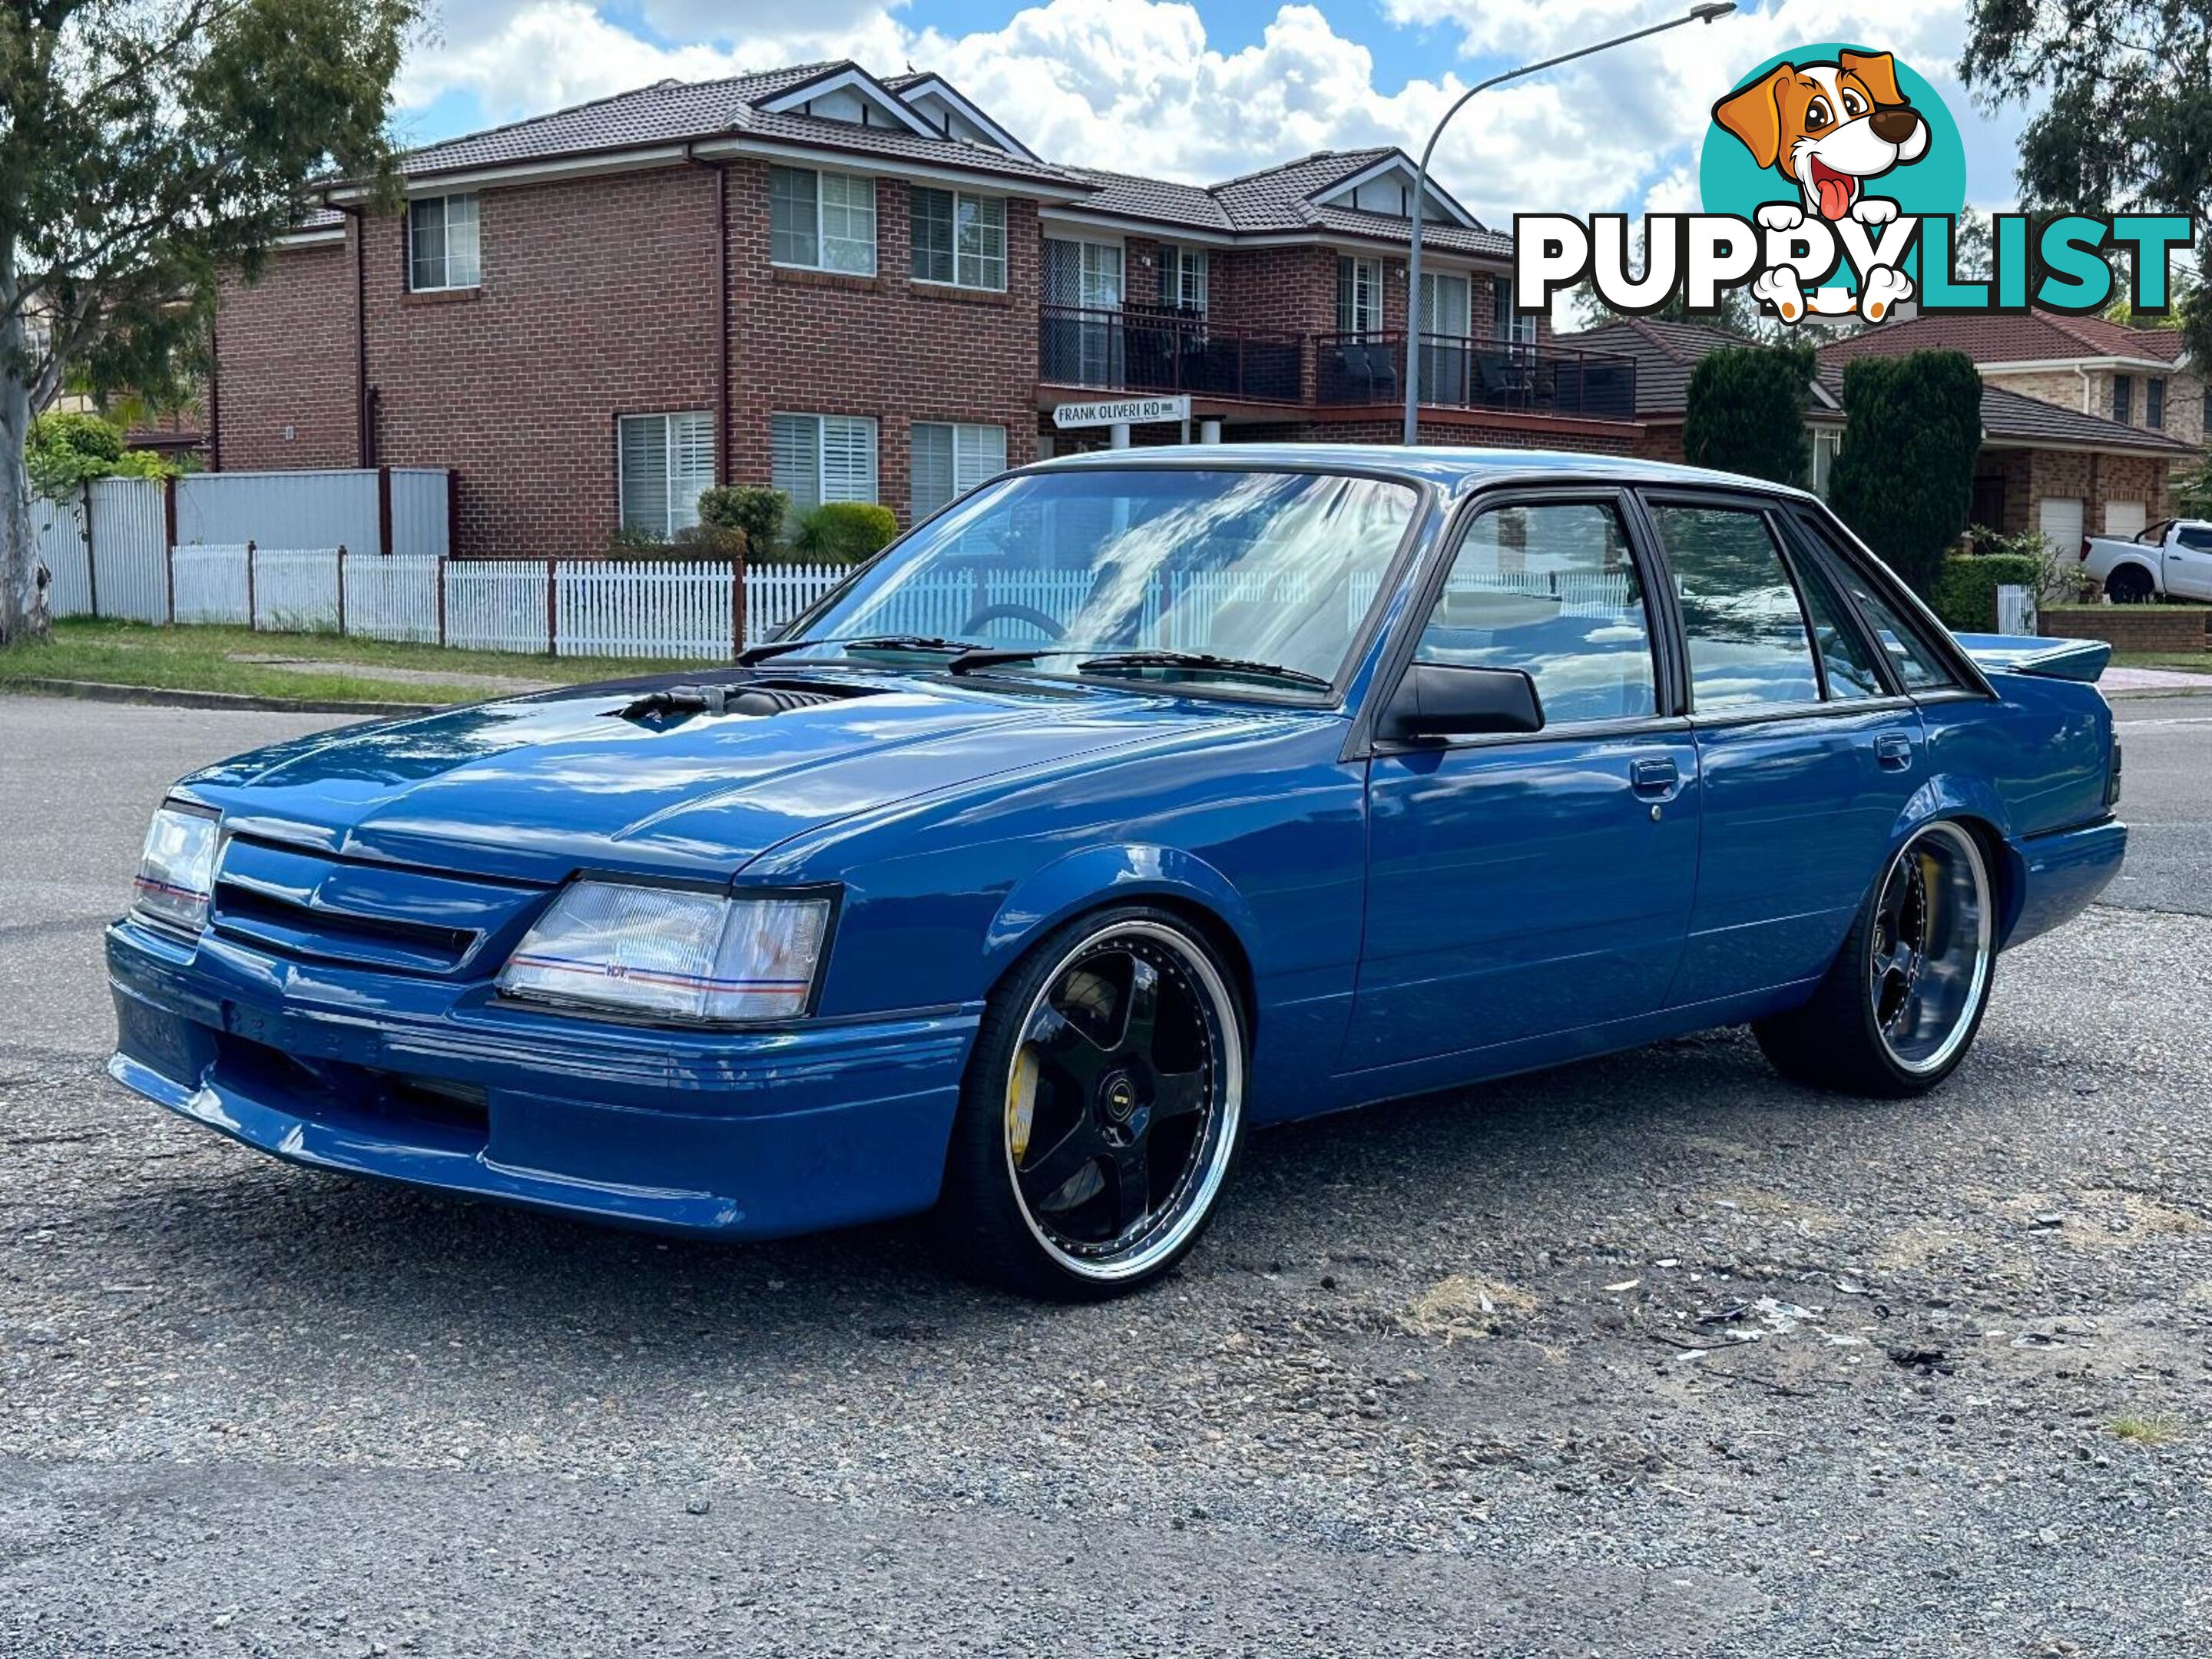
[214,240,358,471]
[2040,605,2210,653]
[724,163,1041,531]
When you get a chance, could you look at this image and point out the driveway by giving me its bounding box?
[2,694,2206,1657]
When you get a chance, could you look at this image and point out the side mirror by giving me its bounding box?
[1379,663,1545,742]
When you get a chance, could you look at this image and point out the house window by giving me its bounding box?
[1337,257,1382,337]
[2113,374,2133,425]
[408,195,480,292]
[1158,246,1208,315]
[911,422,1007,519]
[618,412,715,540]
[1491,276,1538,346]
[771,413,878,514]
[769,166,876,275]
[2148,376,2166,429]
[1811,427,1843,498]
[910,188,1007,290]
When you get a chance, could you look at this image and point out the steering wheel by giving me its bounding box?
[959,604,1065,642]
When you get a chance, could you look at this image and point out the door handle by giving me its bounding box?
[1875,731,1914,771]
[1630,757,1680,797]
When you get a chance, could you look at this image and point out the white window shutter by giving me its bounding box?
[821,416,877,503]
[671,412,715,531]
[619,416,667,536]
[953,425,1005,495]
[772,414,823,514]
[911,423,954,519]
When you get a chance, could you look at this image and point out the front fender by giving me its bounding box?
[984,843,1260,972]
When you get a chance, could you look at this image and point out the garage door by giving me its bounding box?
[2105,500,2147,539]
[2038,495,2085,557]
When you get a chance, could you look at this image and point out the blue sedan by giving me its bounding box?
[107,449,2125,1296]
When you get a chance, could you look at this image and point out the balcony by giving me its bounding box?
[1314,333,1637,420]
[1040,304,1306,404]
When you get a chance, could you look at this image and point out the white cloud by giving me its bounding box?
[395,0,2002,230]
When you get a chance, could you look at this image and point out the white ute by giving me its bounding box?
[2079,518,2212,603]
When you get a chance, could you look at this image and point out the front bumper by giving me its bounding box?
[107,919,979,1239]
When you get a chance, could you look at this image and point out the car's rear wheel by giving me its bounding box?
[1754,820,1996,1098]
[938,907,1245,1298]
[2107,564,2156,604]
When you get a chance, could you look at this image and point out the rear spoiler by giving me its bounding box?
[1950,632,2112,684]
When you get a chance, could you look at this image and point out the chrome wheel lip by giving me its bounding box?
[1001,920,1243,1284]
[1871,821,1993,1077]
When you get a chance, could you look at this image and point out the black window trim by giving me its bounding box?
[1357,482,1687,757]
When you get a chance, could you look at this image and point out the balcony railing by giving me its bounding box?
[1314,332,1638,420]
[1040,304,1305,404]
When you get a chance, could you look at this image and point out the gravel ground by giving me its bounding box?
[2,694,2207,1656]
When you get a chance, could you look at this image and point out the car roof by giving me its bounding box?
[1028,442,1816,501]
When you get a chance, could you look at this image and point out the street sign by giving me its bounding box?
[1051,396,1192,429]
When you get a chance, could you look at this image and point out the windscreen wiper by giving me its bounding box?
[1074,649,1333,692]
[737,634,979,666]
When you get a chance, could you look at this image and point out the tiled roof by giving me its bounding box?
[1816,308,2189,368]
[1976,382,2196,453]
[399,62,1073,187]
[1554,318,1779,415]
[380,64,1513,259]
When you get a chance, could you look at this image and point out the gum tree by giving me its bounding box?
[0,0,416,644]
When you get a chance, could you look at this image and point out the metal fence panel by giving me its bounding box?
[86,477,169,621]
[251,549,342,631]
[346,555,444,644]
[171,545,252,624]
[387,470,452,558]
[34,494,91,618]
[558,561,737,660]
[446,561,550,654]
[176,470,379,555]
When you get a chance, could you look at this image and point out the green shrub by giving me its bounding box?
[794,502,899,563]
[1828,349,1982,600]
[603,522,747,561]
[1932,551,2044,631]
[1682,342,1815,487]
[698,485,786,552]
[26,410,184,496]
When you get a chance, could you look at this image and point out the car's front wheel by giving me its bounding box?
[1754,820,1997,1098]
[939,906,1246,1298]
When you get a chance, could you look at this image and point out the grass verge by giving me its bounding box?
[2110,651,2212,674]
[0,619,700,707]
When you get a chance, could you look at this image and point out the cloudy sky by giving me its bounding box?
[396,0,2031,229]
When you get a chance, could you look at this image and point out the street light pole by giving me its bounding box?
[1402,2,1737,445]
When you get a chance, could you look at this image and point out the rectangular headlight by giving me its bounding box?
[132,803,221,934]
[498,881,830,1024]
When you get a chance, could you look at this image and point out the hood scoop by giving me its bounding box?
[608,678,875,729]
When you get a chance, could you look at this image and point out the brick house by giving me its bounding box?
[1557,315,2196,553]
[208,61,1643,558]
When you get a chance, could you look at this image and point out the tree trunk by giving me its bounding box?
[0,310,51,646]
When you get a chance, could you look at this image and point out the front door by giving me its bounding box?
[1641,496,1929,1006]
[1418,272,1472,405]
[1345,495,1700,1069]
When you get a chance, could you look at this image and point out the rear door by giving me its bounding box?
[1637,492,1926,1008]
[1344,491,1699,1068]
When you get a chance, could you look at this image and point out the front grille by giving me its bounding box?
[209,833,545,978]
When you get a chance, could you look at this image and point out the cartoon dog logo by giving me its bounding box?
[1711,49,1930,322]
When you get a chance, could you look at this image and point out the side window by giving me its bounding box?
[1651,504,1820,712]
[1795,515,1955,689]
[1790,551,1884,699]
[2177,526,2212,552]
[1414,501,1657,724]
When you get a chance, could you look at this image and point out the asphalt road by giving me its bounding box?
[2,691,2208,1657]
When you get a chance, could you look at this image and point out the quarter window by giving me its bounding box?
[910,188,1006,290]
[1794,515,1956,690]
[769,166,876,275]
[409,194,480,291]
[618,412,715,540]
[1789,547,1884,699]
[911,422,1007,520]
[771,413,878,514]
[1413,501,1657,724]
[1653,504,1821,712]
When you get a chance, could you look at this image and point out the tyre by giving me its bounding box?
[1754,820,1996,1098]
[2106,565,2156,604]
[938,906,1246,1298]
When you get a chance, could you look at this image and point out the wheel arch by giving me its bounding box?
[1892,782,2021,947]
[2105,556,2160,597]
